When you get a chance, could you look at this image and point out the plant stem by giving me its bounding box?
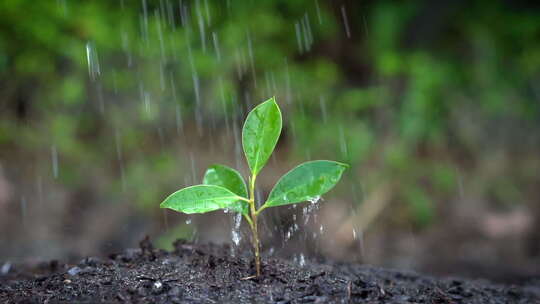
[249,174,261,276]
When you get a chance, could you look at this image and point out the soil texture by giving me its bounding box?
[1,238,538,303]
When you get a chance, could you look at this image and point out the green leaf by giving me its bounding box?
[242,97,282,176]
[160,185,246,214]
[263,160,348,208]
[203,164,249,215]
[203,164,248,197]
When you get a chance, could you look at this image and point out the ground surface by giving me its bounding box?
[1,239,538,304]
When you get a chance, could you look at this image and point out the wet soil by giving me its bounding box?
[1,238,538,304]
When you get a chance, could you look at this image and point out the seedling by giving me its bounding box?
[160,97,348,276]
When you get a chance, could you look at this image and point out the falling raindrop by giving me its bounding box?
[143,91,151,114]
[314,0,322,24]
[141,0,149,43]
[234,48,245,79]
[195,0,206,52]
[362,14,369,37]
[51,145,58,179]
[85,42,101,81]
[212,32,221,62]
[301,13,313,51]
[294,22,303,53]
[165,0,175,27]
[340,5,351,38]
[203,0,211,25]
[121,31,133,67]
[179,1,189,27]
[155,10,166,62]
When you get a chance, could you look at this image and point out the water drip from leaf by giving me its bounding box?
[308,195,321,204]
[231,212,242,246]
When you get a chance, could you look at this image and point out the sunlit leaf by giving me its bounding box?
[203,164,248,215]
[160,185,246,214]
[263,160,348,208]
[242,97,282,176]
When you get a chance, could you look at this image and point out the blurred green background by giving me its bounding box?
[1,0,539,282]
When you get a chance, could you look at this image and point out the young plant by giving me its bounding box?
[160,97,348,276]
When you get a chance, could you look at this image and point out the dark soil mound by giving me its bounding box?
[1,239,538,303]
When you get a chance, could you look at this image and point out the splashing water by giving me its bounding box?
[231,212,242,246]
[308,195,321,204]
[302,198,321,225]
[1,262,11,275]
[299,254,306,267]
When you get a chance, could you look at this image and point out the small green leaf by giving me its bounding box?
[242,97,282,176]
[160,185,246,214]
[263,160,348,208]
[203,164,249,215]
[203,164,248,197]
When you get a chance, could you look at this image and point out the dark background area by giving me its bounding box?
[1,0,539,283]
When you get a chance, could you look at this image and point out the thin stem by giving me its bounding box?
[248,174,261,276]
[242,213,254,229]
[255,204,267,215]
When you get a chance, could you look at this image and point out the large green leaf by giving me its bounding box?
[203,164,248,215]
[160,185,246,214]
[263,160,348,208]
[203,164,248,197]
[242,97,282,175]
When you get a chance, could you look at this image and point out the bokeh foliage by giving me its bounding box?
[1,0,539,229]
